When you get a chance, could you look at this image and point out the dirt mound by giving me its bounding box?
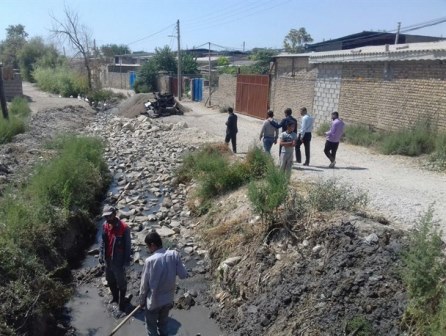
[116,93,155,118]
[208,216,407,335]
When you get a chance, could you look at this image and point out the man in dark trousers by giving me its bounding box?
[225,107,238,153]
[324,111,345,168]
[296,107,314,166]
[99,206,132,312]
[270,108,298,159]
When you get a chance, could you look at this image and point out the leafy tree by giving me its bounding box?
[181,53,199,75]
[152,45,177,73]
[0,24,28,68]
[283,27,313,53]
[18,37,62,82]
[249,48,277,74]
[100,44,130,57]
[217,56,230,66]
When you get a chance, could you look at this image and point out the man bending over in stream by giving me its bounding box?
[99,206,132,312]
[139,231,188,336]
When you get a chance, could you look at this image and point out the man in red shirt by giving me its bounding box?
[99,206,132,312]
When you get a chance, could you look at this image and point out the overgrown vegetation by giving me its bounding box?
[0,135,109,335]
[401,207,446,335]
[343,121,446,169]
[33,65,89,97]
[316,121,330,136]
[0,97,31,144]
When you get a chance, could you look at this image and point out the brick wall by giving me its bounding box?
[338,60,446,131]
[270,67,317,121]
[203,73,236,108]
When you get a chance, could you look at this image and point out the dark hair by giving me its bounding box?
[267,110,274,117]
[145,231,163,248]
[332,111,339,118]
[284,108,292,116]
[300,107,307,113]
[228,107,233,113]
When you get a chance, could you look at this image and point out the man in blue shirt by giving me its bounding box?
[296,107,314,166]
[270,108,298,159]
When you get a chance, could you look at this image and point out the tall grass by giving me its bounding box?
[316,121,330,136]
[0,135,109,334]
[429,133,446,170]
[344,124,380,147]
[401,207,446,335]
[33,65,89,97]
[0,97,31,144]
[380,121,435,156]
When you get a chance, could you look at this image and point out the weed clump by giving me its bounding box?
[401,207,446,335]
[0,97,31,144]
[315,121,330,136]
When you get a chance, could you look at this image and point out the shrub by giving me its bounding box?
[380,121,435,156]
[244,146,273,179]
[33,65,89,97]
[401,207,446,335]
[248,163,288,224]
[307,178,368,212]
[316,121,330,136]
[0,134,108,334]
[429,132,446,170]
[0,96,30,144]
[345,316,374,336]
[344,124,380,147]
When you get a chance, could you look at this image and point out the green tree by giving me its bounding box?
[181,53,199,74]
[217,56,230,66]
[249,48,277,74]
[283,27,313,53]
[0,24,28,68]
[152,45,177,73]
[100,44,130,57]
[134,46,177,93]
[18,37,62,82]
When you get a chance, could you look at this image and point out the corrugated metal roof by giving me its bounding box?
[308,41,446,63]
[274,41,446,63]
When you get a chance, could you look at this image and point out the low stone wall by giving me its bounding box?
[202,74,236,108]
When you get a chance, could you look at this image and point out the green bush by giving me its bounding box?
[0,97,30,144]
[33,65,89,97]
[316,121,330,136]
[307,178,368,212]
[9,97,31,118]
[429,133,446,170]
[0,134,108,334]
[248,163,288,224]
[245,146,273,178]
[380,121,435,156]
[402,207,446,335]
[345,316,374,336]
[344,124,380,147]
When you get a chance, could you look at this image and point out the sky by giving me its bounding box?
[0,0,445,53]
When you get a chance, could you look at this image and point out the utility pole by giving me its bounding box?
[395,22,401,44]
[243,41,245,52]
[208,42,212,107]
[0,65,8,119]
[177,19,182,100]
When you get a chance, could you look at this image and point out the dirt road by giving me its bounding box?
[165,101,446,234]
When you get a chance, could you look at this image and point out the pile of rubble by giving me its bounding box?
[143,92,183,118]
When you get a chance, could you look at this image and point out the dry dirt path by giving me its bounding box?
[166,101,446,234]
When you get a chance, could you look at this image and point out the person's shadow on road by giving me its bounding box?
[131,309,181,335]
[311,165,368,171]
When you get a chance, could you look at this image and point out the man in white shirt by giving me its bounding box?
[296,107,314,166]
[139,231,188,336]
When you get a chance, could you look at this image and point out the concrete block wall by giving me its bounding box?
[203,74,236,108]
[338,60,446,131]
[101,71,131,90]
[3,73,23,101]
[312,64,342,127]
[270,67,317,121]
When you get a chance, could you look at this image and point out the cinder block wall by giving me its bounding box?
[339,60,446,131]
[203,74,236,108]
[102,71,131,90]
[3,73,23,101]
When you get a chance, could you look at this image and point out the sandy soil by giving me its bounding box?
[164,100,446,234]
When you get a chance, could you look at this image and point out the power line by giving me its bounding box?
[127,23,176,46]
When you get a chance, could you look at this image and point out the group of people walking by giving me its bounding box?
[226,106,345,174]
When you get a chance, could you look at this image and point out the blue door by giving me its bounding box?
[129,71,136,89]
